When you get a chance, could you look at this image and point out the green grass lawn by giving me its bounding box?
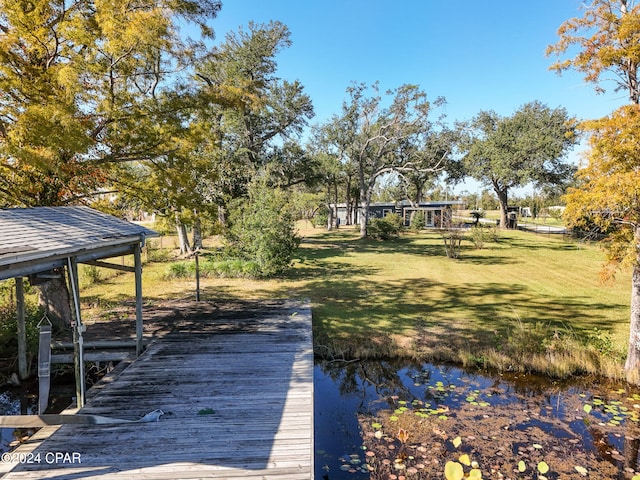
[293,228,629,372]
[78,226,631,378]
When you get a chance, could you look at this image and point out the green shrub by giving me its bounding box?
[81,264,102,285]
[165,256,265,280]
[469,225,500,249]
[167,261,193,278]
[469,227,486,249]
[146,241,173,263]
[586,327,623,359]
[0,301,42,359]
[225,180,300,278]
[409,211,426,231]
[368,214,404,240]
[313,206,329,229]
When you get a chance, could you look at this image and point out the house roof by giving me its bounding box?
[0,206,157,280]
[335,200,465,208]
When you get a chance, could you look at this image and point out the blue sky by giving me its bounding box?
[207,1,627,194]
[210,1,626,125]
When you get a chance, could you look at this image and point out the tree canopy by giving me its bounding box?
[550,0,640,383]
[462,101,579,228]
[547,0,640,104]
[0,0,222,207]
[315,82,450,238]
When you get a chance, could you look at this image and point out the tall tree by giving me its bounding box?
[319,82,438,238]
[550,0,640,383]
[546,0,640,104]
[161,20,314,249]
[564,106,640,381]
[306,144,341,230]
[397,126,459,206]
[195,21,314,187]
[124,21,315,254]
[0,0,221,326]
[461,102,579,228]
[0,0,222,207]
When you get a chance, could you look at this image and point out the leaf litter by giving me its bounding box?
[333,362,640,479]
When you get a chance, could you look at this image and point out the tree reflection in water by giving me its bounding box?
[315,359,640,480]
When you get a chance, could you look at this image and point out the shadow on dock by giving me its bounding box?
[2,299,314,480]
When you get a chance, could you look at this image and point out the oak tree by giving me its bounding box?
[318,83,439,238]
[461,102,578,229]
[195,21,314,188]
[184,21,313,243]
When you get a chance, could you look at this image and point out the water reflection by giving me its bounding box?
[314,359,640,480]
[0,387,38,453]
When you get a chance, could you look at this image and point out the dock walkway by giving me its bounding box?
[1,300,313,479]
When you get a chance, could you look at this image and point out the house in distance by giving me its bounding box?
[335,200,465,228]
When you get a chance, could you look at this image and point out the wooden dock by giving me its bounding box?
[0,300,314,479]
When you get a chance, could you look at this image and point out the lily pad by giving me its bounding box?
[445,461,464,480]
[469,468,483,479]
[537,461,550,474]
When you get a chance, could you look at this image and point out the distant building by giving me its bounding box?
[334,201,465,228]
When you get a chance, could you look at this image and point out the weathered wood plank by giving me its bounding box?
[2,302,313,480]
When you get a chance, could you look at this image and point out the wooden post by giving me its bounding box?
[68,257,85,408]
[134,243,143,357]
[15,278,27,380]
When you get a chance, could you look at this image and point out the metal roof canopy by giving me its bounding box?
[0,206,157,409]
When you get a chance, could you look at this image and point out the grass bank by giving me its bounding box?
[79,226,631,379]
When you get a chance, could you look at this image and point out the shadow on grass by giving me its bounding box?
[247,274,627,357]
[300,230,577,266]
[78,229,627,370]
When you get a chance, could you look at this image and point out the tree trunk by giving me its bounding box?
[192,214,203,250]
[326,204,334,231]
[625,230,640,384]
[333,181,339,229]
[37,274,72,330]
[326,184,334,231]
[413,178,424,207]
[345,177,353,225]
[359,187,372,239]
[359,205,367,238]
[217,205,227,227]
[358,163,370,239]
[175,211,192,255]
[494,185,509,229]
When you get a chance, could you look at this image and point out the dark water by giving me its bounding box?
[2,361,638,478]
[313,359,640,480]
[0,386,38,453]
[0,377,73,454]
